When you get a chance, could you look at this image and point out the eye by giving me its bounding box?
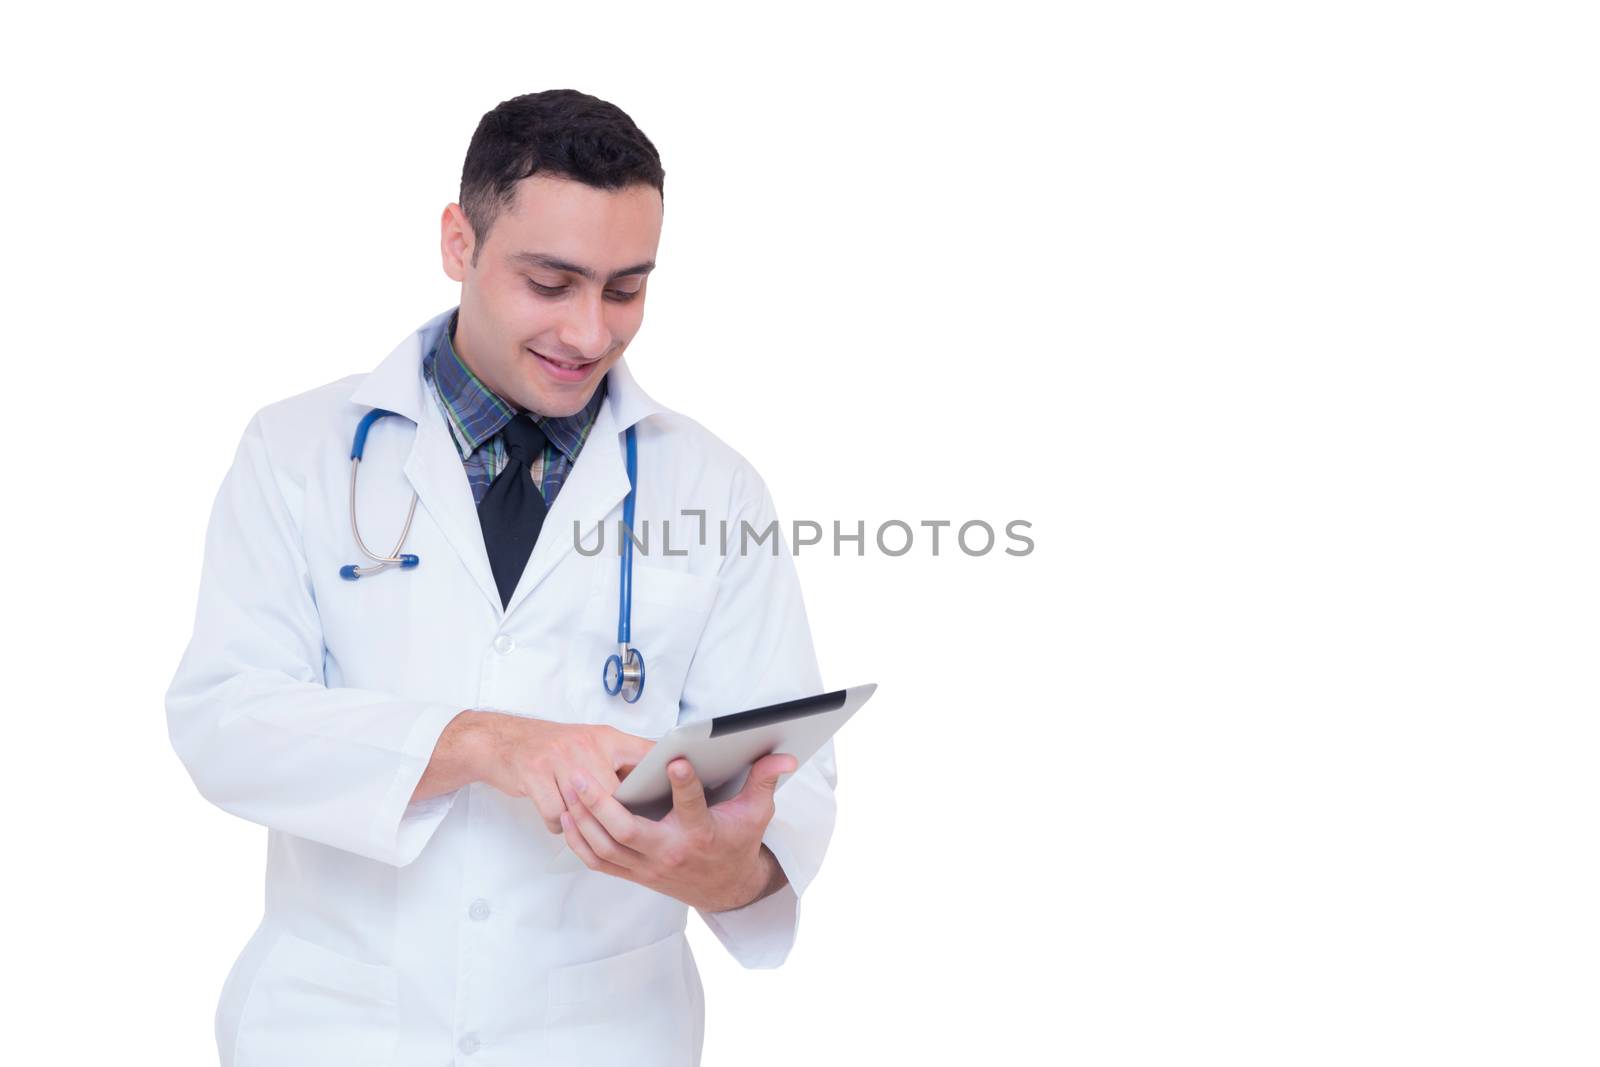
[527,276,642,303]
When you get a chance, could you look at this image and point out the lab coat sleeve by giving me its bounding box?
[165,412,466,868]
[679,479,836,969]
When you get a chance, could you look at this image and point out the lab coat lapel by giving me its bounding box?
[405,397,504,614]
[348,309,504,615]
[501,388,630,619]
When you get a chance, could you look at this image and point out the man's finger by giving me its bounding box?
[733,752,798,806]
[571,772,662,857]
[590,763,623,797]
[526,772,566,834]
[667,758,710,828]
[608,729,657,777]
[565,788,643,869]
[560,811,630,879]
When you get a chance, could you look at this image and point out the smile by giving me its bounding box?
[529,348,597,382]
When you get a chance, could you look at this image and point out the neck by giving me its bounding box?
[449,314,522,413]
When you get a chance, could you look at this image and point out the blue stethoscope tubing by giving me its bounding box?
[340,408,645,702]
[601,426,646,702]
[339,409,419,580]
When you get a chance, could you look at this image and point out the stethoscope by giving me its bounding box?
[339,408,646,703]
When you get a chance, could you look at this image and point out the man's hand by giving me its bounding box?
[412,710,655,834]
[558,753,797,912]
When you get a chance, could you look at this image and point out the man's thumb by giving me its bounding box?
[745,753,798,797]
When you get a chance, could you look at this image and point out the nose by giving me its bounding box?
[556,287,612,362]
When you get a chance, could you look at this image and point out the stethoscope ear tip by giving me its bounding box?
[339,565,361,581]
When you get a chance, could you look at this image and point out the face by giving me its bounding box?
[441,173,663,417]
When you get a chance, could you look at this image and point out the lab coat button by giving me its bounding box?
[492,634,515,655]
[468,898,491,921]
[458,1033,480,1055]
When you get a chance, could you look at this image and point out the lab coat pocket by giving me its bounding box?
[232,931,399,1067]
[565,564,720,741]
[545,930,702,1065]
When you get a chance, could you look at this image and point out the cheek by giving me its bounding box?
[484,270,536,316]
[607,303,645,343]
[511,297,567,344]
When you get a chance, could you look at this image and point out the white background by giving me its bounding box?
[4,2,1597,1064]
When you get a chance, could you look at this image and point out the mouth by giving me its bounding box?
[528,348,598,383]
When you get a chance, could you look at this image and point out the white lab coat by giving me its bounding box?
[165,306,837,1067]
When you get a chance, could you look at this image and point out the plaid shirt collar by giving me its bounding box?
[424,309,607,462]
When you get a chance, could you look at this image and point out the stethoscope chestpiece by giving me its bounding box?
[602,646,646,703]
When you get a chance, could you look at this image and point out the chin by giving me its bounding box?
[522,382,596,419]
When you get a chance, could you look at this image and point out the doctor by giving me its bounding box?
[165,89,837,1066]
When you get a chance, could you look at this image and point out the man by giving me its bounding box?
[166,89,837,1066]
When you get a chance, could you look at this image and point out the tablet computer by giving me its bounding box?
[612,683,877,820]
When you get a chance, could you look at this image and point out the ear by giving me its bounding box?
[440,203,474,283]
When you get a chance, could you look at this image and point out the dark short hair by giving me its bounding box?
[459,89,665,265]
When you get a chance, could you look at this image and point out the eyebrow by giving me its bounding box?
[508,251,656,283]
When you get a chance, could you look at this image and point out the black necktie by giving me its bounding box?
[478,414,549,608]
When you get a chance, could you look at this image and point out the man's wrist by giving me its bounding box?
[717,844,789,912]
[454,710,499,779]
[411,709,496,804]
